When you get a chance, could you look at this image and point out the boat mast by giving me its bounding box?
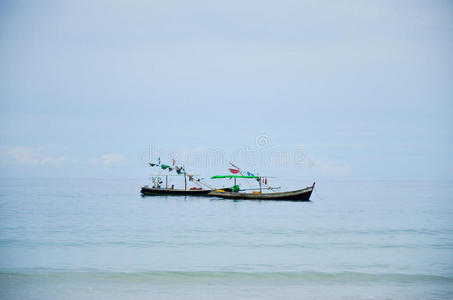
[184,173,187,191]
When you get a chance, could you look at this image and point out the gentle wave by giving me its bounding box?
[1,271,452,284]
[2,238,452,249]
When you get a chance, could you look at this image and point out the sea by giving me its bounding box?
[0,178,452,300]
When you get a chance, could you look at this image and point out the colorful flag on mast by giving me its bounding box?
[229,168,240,174]
[229,162,242,175]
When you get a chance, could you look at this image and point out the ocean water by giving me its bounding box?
[0,178,452,300]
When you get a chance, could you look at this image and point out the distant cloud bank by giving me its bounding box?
[0,146,66,166]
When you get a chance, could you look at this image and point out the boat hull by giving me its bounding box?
[141,187,211,196]
[208,185,314,201]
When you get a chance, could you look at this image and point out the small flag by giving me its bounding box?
[172,159,175,166]
[229,168,240,174]
[158,157,161,165]
[175,166,182,174]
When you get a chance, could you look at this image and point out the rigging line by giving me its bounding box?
[243,171,257,190]
[199,181,214,189]
[313,186,324,200]
[193,180,202,188]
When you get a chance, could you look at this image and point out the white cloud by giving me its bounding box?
[91,153,125,166]
[0,146,67,166]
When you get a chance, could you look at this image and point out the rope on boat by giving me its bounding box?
[198,180,214,190]
[313,185,324,200]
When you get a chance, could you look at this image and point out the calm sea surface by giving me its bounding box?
[0,178,452,299]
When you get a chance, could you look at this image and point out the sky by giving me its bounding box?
[0,0,452,182]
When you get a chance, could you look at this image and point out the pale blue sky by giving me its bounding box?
[0,0,452,181]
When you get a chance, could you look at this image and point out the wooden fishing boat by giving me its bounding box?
[141,169,217,197]
[208,184,314,201]
[208,175,315,201]
[140,162,315,200]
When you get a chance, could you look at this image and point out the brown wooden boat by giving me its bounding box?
[141,172,230,196]
[208,183,314,201]
[208,174,315,201]
[140,172,314,201]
